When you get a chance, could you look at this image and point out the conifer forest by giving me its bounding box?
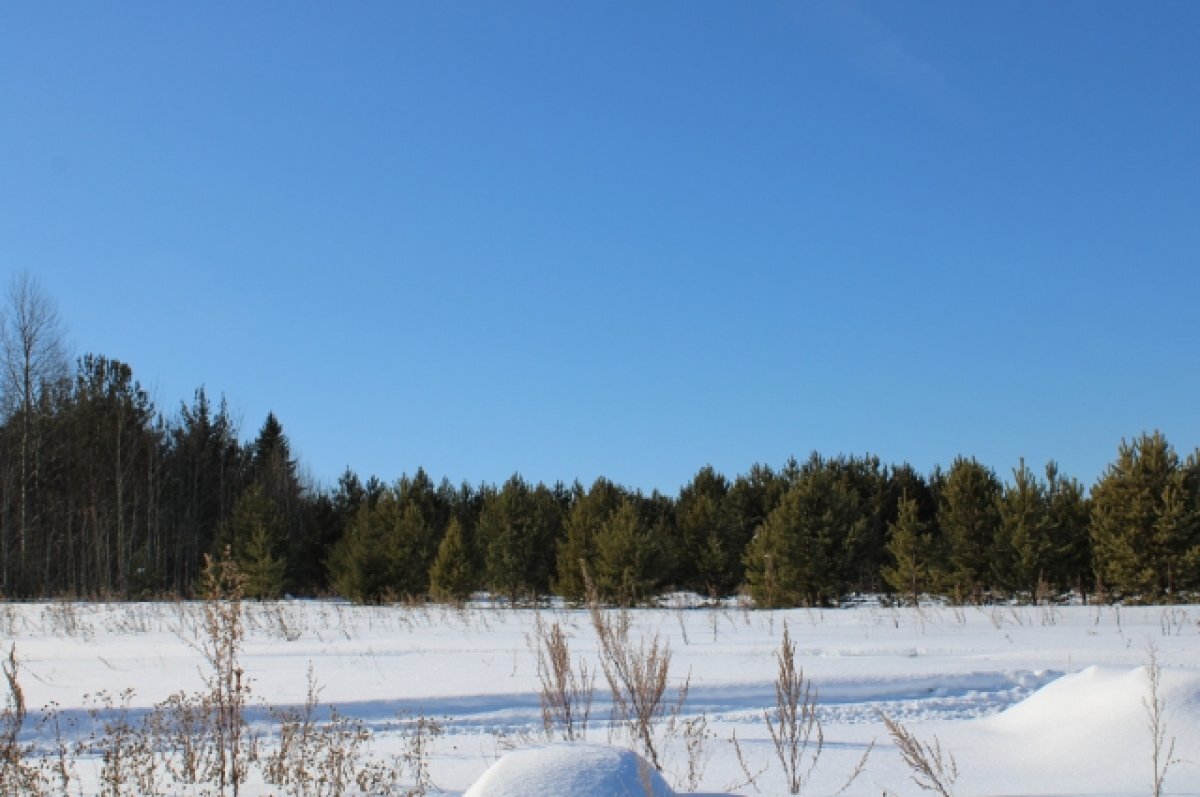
[2,274,1197,605]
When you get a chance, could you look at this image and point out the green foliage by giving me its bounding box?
[555,478,623,601]
[429,517,475,603]
[593,499,660,605]
[675,466,737,594]
[217,485,287,600]
[479,475,563,603]
[996,459,1091,598]
[1045,462,1092,592]
[725,464,787,591]
[1091,433,1200,599]
[938,457,1002,599]
[327,487,437,604]
[743,460,868,607]
[882,494,937,604]
[995,459,1048,594]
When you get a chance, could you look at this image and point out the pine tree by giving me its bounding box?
[1044,462,1092,594]
[429,517,475,603]
[676,466,735,593]
[479,475,562,603]
[882,494,933,605]
[998,459,1051,597]
[725,464,786,591]
[554,478,622,600]
[743,464,866,607]
[1091,433,1197,600]
[594,499,658,605]
[938,457,1002,600]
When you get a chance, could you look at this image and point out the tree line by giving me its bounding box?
[2,274,1198,604]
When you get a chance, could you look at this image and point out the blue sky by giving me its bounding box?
[2,2,1198,493]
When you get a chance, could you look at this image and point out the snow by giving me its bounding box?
[463,744,677,797]
[3,599,1199,795]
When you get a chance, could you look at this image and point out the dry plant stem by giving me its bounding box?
[881,712,958,797]
[672,711,712,792]
[398,714,443,796]
[0,644,45,794]
[831,739,875,797]
[1,644,27,763]
[529,614,594,742]
[1145,642,1179,797]
[765,621,823,795]
[88,688,161,797]
[199,550,251,797]
[585,570,672,772]
[727,729,766,794]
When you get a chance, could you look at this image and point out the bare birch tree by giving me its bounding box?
[0,272,68,590]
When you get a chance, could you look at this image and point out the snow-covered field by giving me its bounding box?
[4,598,1199,795]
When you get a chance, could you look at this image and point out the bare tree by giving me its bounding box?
[0,272,69,589]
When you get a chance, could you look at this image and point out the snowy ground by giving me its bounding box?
[3,598,1199,795]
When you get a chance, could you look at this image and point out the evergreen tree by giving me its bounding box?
[554,477,622,600]
[1044,462,1092,594]
[392,501,437,596]
[218,485,287,599]
[882,494,934,605]
[725,463,787,591]
[997,459,1051,597]
[429,517,475,603]
[247,413,308,592]
[328,499,396,603]
[743,463,867,607]
[675,466,735,593]
[938,456,1002,600]
[478,475,562,603]
[1091,433,1198,599]
[164,390,244,595]
[594,498,658,605]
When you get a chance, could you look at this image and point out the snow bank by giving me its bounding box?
[959,664,1200,795]
[463,745,677,797]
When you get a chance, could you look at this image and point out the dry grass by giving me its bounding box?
[0,554,443,797]
[586,577,674,772]
[764,621,822,794]
[1145,643,1180,797]
[881,712,958,797]
[529,613,594,742]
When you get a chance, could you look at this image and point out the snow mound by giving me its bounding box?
[463,744,676,797]
[962,665,1200,795]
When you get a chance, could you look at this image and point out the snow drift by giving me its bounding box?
[958,664,1200,796]
[463,745,681,797]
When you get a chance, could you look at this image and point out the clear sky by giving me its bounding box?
[2,2,1198,494]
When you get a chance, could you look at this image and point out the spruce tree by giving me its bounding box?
[328,497,398,603]
[218,485,287,599]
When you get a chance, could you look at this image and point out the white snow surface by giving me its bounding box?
[4,599,1200,795]
[463,744,677,797]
